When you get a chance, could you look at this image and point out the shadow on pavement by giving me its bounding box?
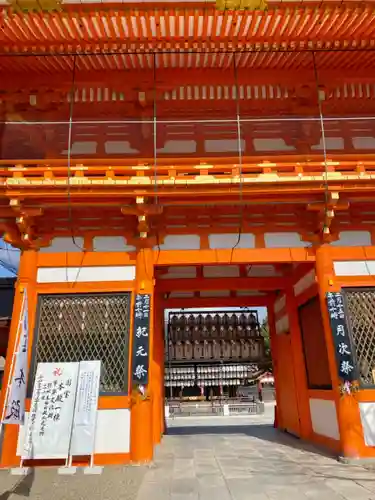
[0,468,35,500]
[166,423,334,460]
[165,423,375,484]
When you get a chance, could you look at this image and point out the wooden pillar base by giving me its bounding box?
[151,359,162,445]
[130,390,153,463]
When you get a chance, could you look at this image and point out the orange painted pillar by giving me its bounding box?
[158,304,165,437]
[152,293,163,445]
[267,304,284,430]
[160,306,165,436]
[0,249,38,468]
[285,287,312,440]
[130,249,154,463]
[315,245,362,458]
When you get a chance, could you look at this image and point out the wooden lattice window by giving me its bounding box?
[29,293,131,395]
[344,288,375,386]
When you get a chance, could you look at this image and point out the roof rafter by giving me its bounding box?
[1,5,375,55]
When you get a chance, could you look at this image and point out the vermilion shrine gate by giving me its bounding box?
[1,0,375,467]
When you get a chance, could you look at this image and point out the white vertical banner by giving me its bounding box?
[22,362,79,460]
[3,289,29,425]
[70,360,101,456]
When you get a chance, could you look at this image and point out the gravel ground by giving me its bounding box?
[0,464,148,500]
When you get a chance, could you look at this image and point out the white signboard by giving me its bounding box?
[3,289,29,425]
[70,360,101,456]
[23,362,79,460]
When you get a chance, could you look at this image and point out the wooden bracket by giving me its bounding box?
[8,199,44,248]
[121,197,163,246]
[306,192,349,243]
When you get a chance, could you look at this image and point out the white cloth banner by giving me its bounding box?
[3,289,29,425]
[23,362,79,460]
[70,360,101,456]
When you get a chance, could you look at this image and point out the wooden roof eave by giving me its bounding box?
[1,4,375,55]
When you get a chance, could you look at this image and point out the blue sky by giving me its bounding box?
[0,239,20,277]
[0,267,16,277]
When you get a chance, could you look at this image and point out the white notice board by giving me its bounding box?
[23,362,79,460]
[70,360,101,456]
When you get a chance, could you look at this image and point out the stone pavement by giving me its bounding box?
[2,411,375,500]
[137,414,375,500]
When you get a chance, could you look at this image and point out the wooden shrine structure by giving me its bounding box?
[165,309,266,400]
[2,0,375,467]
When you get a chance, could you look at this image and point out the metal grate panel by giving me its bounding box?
[31,293,131,394]
[344,288,375,386]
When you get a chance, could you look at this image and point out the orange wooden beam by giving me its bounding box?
[3,157,375,183]
[1,153,375,168]
[162,296,272,309]
[155,248,315,266]
[2,181,375,204]
[156,276,290,292]
[4,69,375,93]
